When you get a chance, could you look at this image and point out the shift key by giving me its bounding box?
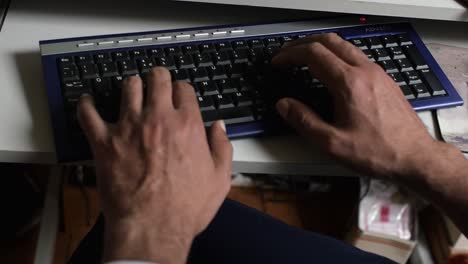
[419,69,447,96]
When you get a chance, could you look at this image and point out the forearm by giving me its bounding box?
[103,218,193,264]
[398,141,468,235]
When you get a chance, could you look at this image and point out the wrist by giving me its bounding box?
[399,140,466,187]
[103,217,193,264]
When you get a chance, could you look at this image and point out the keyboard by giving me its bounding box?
[40,18,463,162]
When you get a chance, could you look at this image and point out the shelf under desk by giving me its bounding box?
[0,0,467,174]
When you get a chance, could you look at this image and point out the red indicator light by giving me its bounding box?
[360,17,367,23]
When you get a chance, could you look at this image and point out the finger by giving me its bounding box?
[209,120,233,177]
[276,98,336,147]
[119,75,143,121]
[272,42,350,93]
[146,67,173,111]
[282,33,369,65]
[172,81,199,113]
[77,94,108,144]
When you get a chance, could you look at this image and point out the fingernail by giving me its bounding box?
[218,120,226,132]
[80,93,91,98]
[276,99,290,119]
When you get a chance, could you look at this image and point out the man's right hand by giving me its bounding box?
[273,33,468,236]
[272,33,451,179]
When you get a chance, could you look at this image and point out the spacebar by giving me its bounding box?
[219,107,255,125]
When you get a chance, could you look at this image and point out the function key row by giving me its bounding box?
[76,29,247,48]
[349,34,413,50]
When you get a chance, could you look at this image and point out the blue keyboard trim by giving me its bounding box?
[40,21,464,162]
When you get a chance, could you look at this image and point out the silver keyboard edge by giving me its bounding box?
[40,19,371,56]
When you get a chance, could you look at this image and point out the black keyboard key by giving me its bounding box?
[395,58,414,72]
[155,57,177,70]
[201,110,218,125]
[60,64,80,82]
[264,37,280,47]
[279,36,294,45]
[196,80,218,96]
[218,106,255,125]
[403,71,422,85]
[63,80,93,98]
[233,92,253,107]
[170,69,190,82]
[365,37,383,49]
[249,48,266,63]
[400,85,416,100]
[199,43,216,53]
[419,69,447,96]
[129,50,147,59]
[212,51,231,66]
[198,96,216,111]
[388,46,406,60]
[397,34,413,46]
[75,55,94,64]
[226,63,245,78]
[92,77,113,104]
[112,51,130,61]
[373,48,391,61]
[362,49,375,62]
[193,52,213,67]
[378,60,398,73]
[350,38,367,50]
[111,76,124,91]
[232,40,248,50]
[118,60,139,76]
[216,79,238,94]
[147,48,164,58]
[381,35,398,48]
[248,39,264,48]
[207,65,227,80]
[183,45,200,54]
[412,83,431,98]
[175,54,195,69]
[136,58,155,74]
[214,94,235,109]
[403,46,429,70]
[400,85,415,100]
[264,46,280,59]
[94,53,112,63]
[216,42,233,51]
[79,63,100,79]
[231,49,249,64]
[189,68,209,82]
[58,56,74,65]
[388,72,406,86]
[99,62,119,77]
[165,47,182,56]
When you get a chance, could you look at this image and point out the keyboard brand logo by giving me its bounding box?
[365,25,392,32]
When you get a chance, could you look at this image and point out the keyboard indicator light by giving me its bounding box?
[212,31,227,36]
[194,33,209,38]
[230,29,245,34]
[98,41,115,45]
[118,39,134,44]
[157,36,172,41]
[176,34,191,39]
[77,43,95,47]
[137,37,153,42]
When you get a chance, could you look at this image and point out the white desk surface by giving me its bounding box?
[1,0,467,174]
[180,0,468,22]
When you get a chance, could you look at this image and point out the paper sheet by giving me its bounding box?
[428,44,468,152]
